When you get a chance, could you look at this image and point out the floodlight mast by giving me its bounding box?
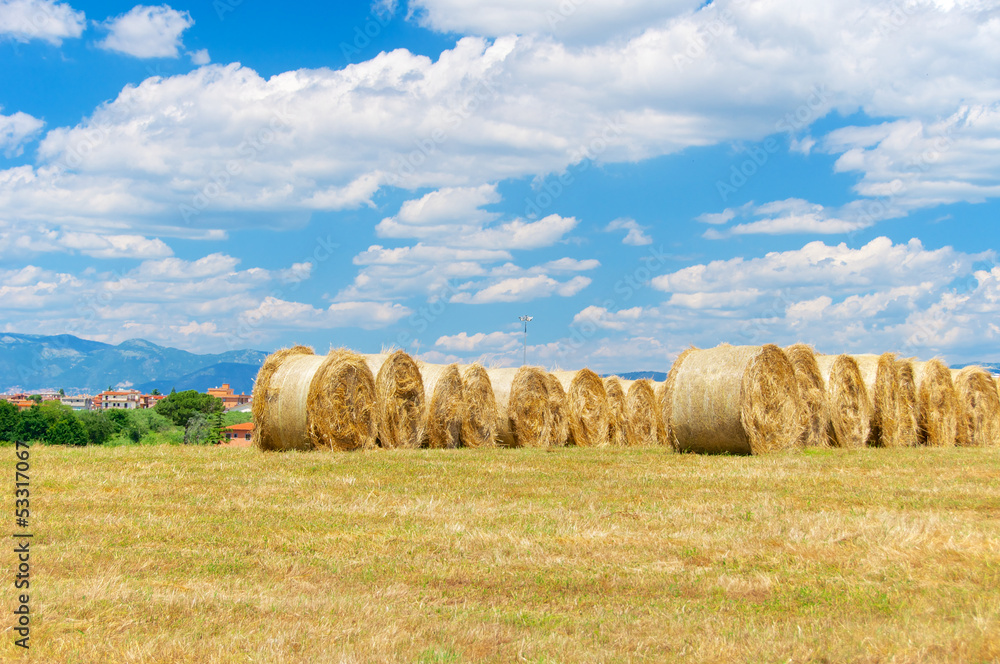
[519,315,533,366]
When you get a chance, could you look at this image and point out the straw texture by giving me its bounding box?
[604,376,628,447]
[953,366,1000,447]
[814,354,871,449]
[552,369,612,448]
[544,373,570,447]
[625,379,659,448]
[252,345,314,451]
[363,351,425,449]
[785,344,830,448]
[853,352,908,448]
[895,358,920,447]
[912,359,958,447]
[667,344,802,455]
[421,363,464,449]
[306,350,378,451]
[460,364,498,448]
[489,366,552,448]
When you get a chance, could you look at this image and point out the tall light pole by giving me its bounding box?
[519,315,532,366]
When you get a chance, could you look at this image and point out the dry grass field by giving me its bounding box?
[4,444,1000,663]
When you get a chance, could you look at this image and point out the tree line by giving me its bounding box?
[0,390,231,446]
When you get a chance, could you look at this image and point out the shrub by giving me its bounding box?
[0,400,18,441]
[45,418,88,446]
[78,411,115,445]
[15,406,49,442]
[155,391,224,428]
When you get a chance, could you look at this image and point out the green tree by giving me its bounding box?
[78,411,114,445]
[45,418,87,446]
[28,394,42,404]
[58,388,65,396]
[155,390,223,428]
[0,400,18,441]
[104,409,131,433]
[151,388,160,396]
[183,412,212,445]
[208,409,226,445]
[15,407,49,441]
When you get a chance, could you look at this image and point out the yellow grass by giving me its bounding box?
[5,444,1000,663]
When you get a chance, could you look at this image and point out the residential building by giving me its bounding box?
[61,395,93,410]
[207,384,252,410]
[140,394,166,409]
[13,400,34,411]
[223,422,254,442]
[92,389,166,410]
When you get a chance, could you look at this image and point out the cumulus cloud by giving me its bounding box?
[450,274,590,303]
[98,4,193,58]
[434,330,520,352]
[605,217,653,245]
[0,110,44,157]
[0,0,85,45]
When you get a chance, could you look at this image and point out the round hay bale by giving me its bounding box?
[667,344,802,455]
[252,345,314,451]
[544,373,570,447]
[552,369,612,448]
[912,359,958,447]
[420,363,464,449]
[852,352,908,448]
[785,344,830,448]
[363,351,425,449]
[489,366,552,448]
[604,376,628,447]
[254,348,377,452]
[460,364,498,448]
[895,358,920,447]
[815,354,872,449]
[953,366,1000,447]
[654,381,670,447]
[625,379,659,448]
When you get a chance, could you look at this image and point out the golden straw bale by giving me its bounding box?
[552,369,612,447]
[953,366,1000,447]
[785,344,830,448]
[488,366,552,448]
[912,359,958,447]
[252,345,314,451]
[667,344,802,455]
[420,363,464,449]
[852,352,908,448]
[815,354,872,449]
[895,358,920,447]
[460,364,498,448]
[654,381,671,448]
[544,373,570,447]
[362,351,425,449]
[604,376,628,447]
[625,379,659,448]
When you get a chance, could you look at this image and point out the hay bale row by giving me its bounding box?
[253,344,996,454]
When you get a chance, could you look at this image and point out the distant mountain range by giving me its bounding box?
[0,333,267,394]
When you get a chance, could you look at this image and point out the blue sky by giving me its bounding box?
[1,0,999,372]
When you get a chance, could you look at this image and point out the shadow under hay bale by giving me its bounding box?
[953,366,1000,448]
[363,351,425,449]
[489,366,553,448]
[254,348,377,452]
[912,359,958,447]
[667,344,802,455]
[460,364,498,448]
[544,373,570,447]
[604,376,628,447]
[815,354,871,449]
[785,344,830,448]
[421,363,464,449]
[552,369,612,448]
[625,379,659,448]
[853,352,911,448]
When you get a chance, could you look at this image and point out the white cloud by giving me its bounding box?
[699,198,889,239]
[189,48,209,65]
[0,0,85,45]
[434,330,520,352]
[0,110,44,157]
[450,274,590,303]
[409,0,700,43]
[57,232,173,258]
[98,4,193,58]
[605,217,653,246]
[572,305,643,331]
